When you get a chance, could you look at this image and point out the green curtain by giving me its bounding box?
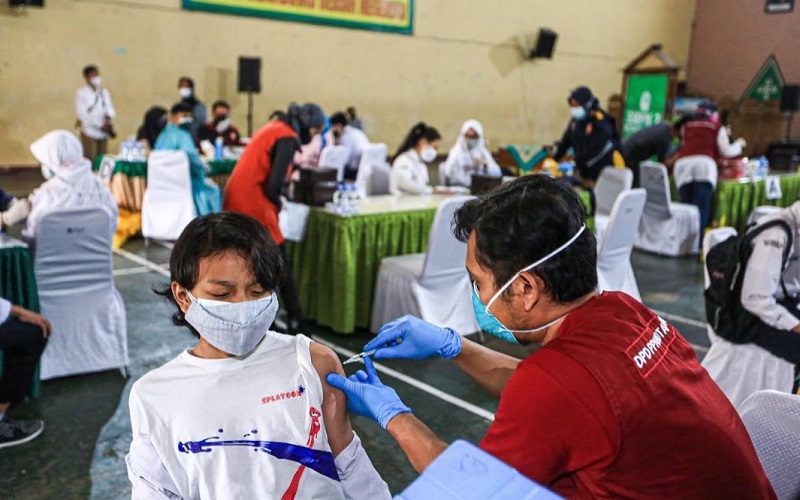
[713,175,800,232]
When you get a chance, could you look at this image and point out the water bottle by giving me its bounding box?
[348,184,360,215]
[757,156,769,178]
[333,184,343,214]
[214,137,224,161]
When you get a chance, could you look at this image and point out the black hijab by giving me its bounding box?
[136,106,168,148]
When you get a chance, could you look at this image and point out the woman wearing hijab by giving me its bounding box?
[136,106,168,151]
[24,130,118,240]
[390,122,442,195]
[442,120,501,187]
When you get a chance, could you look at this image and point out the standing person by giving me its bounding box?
[199,100,242,147]
[154,103,221,216]
[328,175,776,499]
[223,109,304,333]
[291,103,331,168]
[177,77,207,141]
[442,119,501,188]
[0,297,50,449]
[75,65,116,163]
[135,106,168,152]
[620,120,677,187]
[330,112,369,179]
[346,106,364,131]
[551,86,625,188]
[390,122,442,195]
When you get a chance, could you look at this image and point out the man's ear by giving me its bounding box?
[172,282,191,314]
[515,272,542,312]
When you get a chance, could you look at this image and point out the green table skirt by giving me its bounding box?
[712,175,800,232]
[0,244,41,398]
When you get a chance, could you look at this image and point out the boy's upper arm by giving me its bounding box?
[310,342,354,457]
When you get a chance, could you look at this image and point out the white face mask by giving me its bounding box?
[420,146,438,163]
[570,106,587,121]
[184,291,279,357]
[216,118,231,134]
[90,76,102,88]
[179,87,193,99]
[178,116,193,126]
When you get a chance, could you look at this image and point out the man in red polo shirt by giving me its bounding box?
[328,175,775,498]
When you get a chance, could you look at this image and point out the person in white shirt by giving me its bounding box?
[330,112,370,180]
[23,130,118,242]
[390,122,442,195]
[127,212,389,500]
[75,65,116,162]
[442,119,501,188]
[739,201,800,368]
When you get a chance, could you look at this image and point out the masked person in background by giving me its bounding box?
[224,105,307,334]
[24,130,118,242]
[154,103,221,216]
[199,100,242,147]
[127,213,389,499]
[551,86,625,189]
[390,122,443,195]
[291,103,332,168]
[329,112,370,180]
[442,119,501,188]
[135,106,168,152]
[75,65,116,163]
[177,77,207,141]
[327,175,775,499]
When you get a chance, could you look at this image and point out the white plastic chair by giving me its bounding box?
[142,150,196,242]
[370,163,392,196]
[593,168,633,242]
[635,162,701,256]
[371,196,479,335]
[738,390,800,500]
[700,228,794,408]
[597,189,646,301]
[747,205,783,226]
[35,207,128,380]
[318,145,350,182]
[354,143,388,197]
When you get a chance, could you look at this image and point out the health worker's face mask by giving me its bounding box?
[420,146,437,163]
[471,224,586,344]
[465,138,480,150]
[179,87,193,99]
[178,116,193,130]
[570,106,587,121]
[184,290,278,356]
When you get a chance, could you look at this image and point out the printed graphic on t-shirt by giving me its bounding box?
[624,315,676,378]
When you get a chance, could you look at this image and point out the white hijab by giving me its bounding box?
[443,119,500,186]
[25,130,117,239]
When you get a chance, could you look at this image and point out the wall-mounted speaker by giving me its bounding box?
[530,29,558,59]
[780,84,800,112]
[238,57,261,94]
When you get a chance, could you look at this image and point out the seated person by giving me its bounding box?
[0,296,50,449]
[442,119,501,187]
[739,201,800,370]
[0,188,29,230]
[330,112,369,179]
[291,103,332,168]
[135,106,168,152]
[126,212,389,499]
[154,103,221,216]
[390,122,441,195]
[198,100,242,147]
[24,130,118,241]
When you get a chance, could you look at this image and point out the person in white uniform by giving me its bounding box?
[442,120,501,188]
[23,130,118,242]
[330,112,370,179]
[390,122,442,195]
[126,212,389,500]
[75,65,116,162]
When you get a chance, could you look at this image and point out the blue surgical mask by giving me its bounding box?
[465,138,480,150]
[570,106,587,121]
[471,225,586,343]
[184,291,279,356]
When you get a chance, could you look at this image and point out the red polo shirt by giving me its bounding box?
[480,292,774,499]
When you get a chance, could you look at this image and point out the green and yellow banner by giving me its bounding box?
[183,0,414,34]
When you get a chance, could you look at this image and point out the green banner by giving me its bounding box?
[622,73,669,138]
[183,0,413,35]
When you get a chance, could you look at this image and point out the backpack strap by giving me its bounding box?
[742,218,794,272]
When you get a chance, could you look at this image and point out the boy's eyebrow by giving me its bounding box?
[207,279,236,286]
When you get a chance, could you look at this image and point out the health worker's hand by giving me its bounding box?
[366,315,462,361]
[326,357,411,429]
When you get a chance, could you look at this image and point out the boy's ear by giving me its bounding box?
[172,282,191,314]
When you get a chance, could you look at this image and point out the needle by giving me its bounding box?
[342,349,378,365]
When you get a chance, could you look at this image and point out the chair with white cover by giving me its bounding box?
[635,162,700,256]
[318,145,350,182]
[700,228,794,408]
[738,390,800,499]
[747,205,783,226]
[354,143,388,197]
[34,207,128,379]
[370,163,392,196]
[593,167,633,242]
[141,150,196,241]
[596,189,646,301]
[371,196,479,335]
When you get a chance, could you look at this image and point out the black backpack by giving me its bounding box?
[704,219,794,343]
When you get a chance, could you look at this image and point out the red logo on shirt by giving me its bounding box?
[625,316,676,378]
[261,385,305,404]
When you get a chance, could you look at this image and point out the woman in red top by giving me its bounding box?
[223,111,303,332]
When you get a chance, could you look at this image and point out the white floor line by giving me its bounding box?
[112,266,151,276]
[113,248,170,277]
[648,309,710,353]
[154,241,175,250]
[311,335,495,422]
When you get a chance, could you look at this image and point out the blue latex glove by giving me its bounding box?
[326,357,412,429]
[366,315,462,360]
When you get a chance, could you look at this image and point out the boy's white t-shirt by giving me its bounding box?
[127,332,346,499]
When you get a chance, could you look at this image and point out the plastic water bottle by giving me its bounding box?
[756,156,769,178]
[333,184,344,214]
[214,137,224,160]
[347,184,360,215]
